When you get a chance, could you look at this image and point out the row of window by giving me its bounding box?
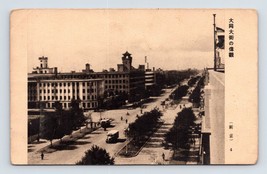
[39,88,96,94]
[39,95,97,101]
[57,74,128,79]
[105,74,128,78]
[39,82,96,88]
[46,102,97,109]
[105,79,128,84]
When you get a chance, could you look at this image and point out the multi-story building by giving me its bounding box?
[28,77,104,110]
[145,69,155,90]
[28,51,146,110]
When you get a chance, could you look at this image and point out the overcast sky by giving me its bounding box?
[26,9,225,73]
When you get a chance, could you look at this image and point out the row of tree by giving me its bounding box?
[189,76,205,107]
[171,85,189,100]
[157,69,199,87]
[187,76,201,87]
[164,108,196,149]
[127,108,162,143]
[41,99,86,146]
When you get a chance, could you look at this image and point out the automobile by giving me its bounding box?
[106,130,119,143]
[100,119,111,127]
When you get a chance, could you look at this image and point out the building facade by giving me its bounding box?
[28,51,146,110]
[28,78,104,110]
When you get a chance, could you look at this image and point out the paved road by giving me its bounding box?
[28,87,176,164]
[115,100,192,164]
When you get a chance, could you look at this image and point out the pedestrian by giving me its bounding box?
[125,119,128,124]
[41,152,44,160]
[121,116,123,121]
[162,152,165,161]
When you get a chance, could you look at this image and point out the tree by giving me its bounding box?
[76,145,115,165]
[128,108,162,143]
[41,114,58,147]
[165,108,196,149]
[172,85,189,100]
[70,98,85,130]
[189,76,205,107]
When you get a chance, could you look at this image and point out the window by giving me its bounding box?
[64,96,66,100]
[60,89,62,93]
[64,89,66,93]
[44,96,46,100]
[48,89,50,93]
[48,96,50,100]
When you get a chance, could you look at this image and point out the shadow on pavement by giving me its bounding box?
[117,138,126,143]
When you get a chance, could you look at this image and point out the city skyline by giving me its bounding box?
[26,9,225,73]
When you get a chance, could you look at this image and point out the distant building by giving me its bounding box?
[145,68,155,90]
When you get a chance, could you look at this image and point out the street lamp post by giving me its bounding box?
[213,14,217,71]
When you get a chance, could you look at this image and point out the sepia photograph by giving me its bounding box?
[10,9,258,165]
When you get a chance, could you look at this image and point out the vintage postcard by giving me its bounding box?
[10,9,258,165]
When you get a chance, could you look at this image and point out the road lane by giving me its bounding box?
[28,87,176,164]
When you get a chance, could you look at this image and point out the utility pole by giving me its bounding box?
[213,14,217,71]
